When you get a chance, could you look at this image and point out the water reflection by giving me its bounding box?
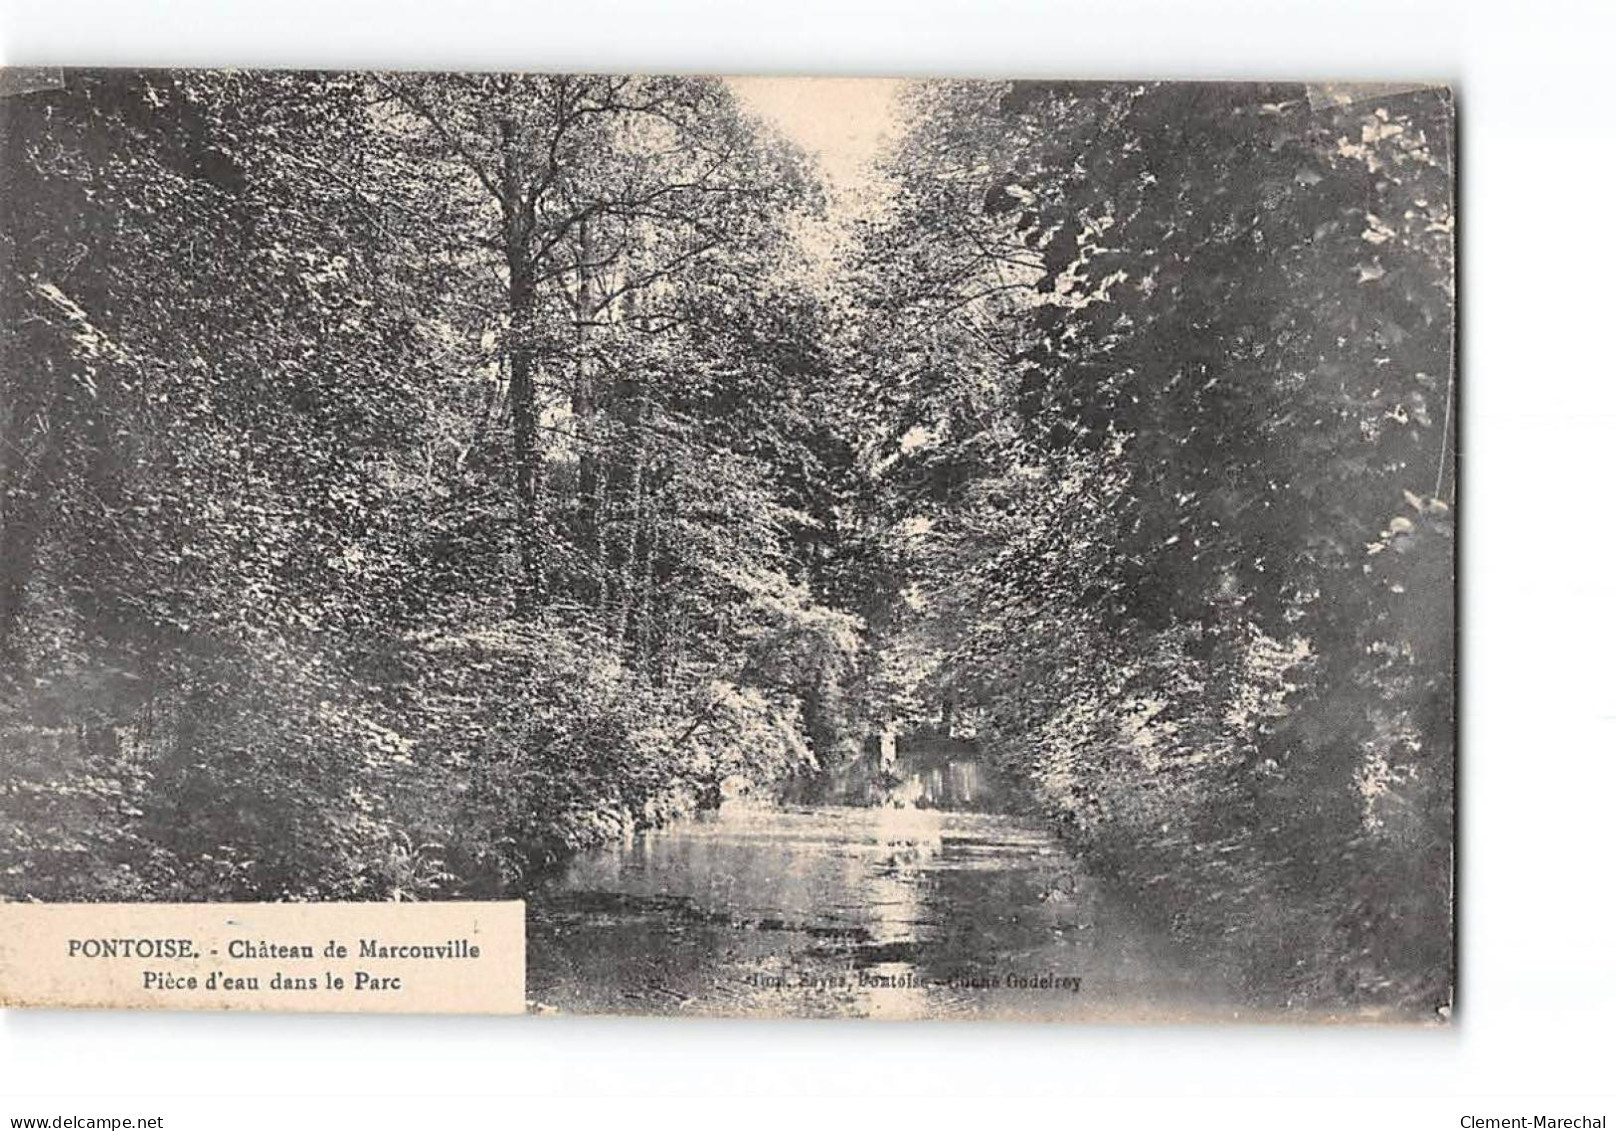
[526,742,1232,1020]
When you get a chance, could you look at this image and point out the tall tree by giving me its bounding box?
[856,80,1454,1010]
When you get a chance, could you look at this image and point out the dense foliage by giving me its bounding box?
[1,73,1453,1017]
[855,81,1454,1016]
[1,71,874,899]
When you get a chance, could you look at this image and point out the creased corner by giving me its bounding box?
[1306,81,1450,111]
[0,67,67,98]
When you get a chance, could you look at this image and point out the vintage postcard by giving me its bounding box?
[0,70,1454,1021]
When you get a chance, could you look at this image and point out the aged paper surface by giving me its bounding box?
[0,902,525,1013]
[0,72,1453,1022]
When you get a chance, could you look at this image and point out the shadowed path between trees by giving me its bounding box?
[525,743,1241,1021]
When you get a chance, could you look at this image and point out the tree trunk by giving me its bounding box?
[571,218,603,608]
[508,277,539,613]
[500,118,541,614]
[614,383,650,656]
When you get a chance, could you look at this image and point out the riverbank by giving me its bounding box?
[524,740,1239,1021]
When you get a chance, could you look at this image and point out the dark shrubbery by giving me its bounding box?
[1,71,875,903]
[861,81,1454,1017]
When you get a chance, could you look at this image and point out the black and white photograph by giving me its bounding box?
[0,69,1456,1024]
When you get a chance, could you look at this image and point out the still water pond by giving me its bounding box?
[526,745,1233,1020]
